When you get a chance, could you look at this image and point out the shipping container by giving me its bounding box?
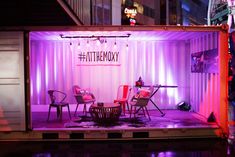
[0,25,229,140]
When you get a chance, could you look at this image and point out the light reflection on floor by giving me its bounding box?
[0,139,234,157]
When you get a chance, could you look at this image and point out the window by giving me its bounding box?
[92,0,112,25]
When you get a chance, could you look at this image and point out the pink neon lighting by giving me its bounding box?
[30,36,188,109]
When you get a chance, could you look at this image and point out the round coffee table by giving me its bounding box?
[89,103,121,124]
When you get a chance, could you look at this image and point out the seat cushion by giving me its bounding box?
[75,88,86,94]
[114,98,127,103]
[135,89,151,98]
[51,102,69,106]
[83,94,93,100]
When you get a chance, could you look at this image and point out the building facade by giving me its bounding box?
[121,0,208,25]
[0,0,208,26]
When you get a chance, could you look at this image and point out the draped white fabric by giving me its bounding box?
[30,39,190,109]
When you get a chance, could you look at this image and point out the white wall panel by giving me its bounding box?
[0,32,25,131]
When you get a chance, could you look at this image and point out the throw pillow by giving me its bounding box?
[83,94,93,100]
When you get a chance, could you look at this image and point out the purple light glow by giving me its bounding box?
[151,42,156,83]
[62,44,66,86]
[158,151,175,157]
[53,47,58,84]
[30,31,196,109]
[28,29,227,134]
[36,66,41,104]
[166,70,174,97]
[30,31,205,41]
[142,41,146,75]
[45,53,49,88]
[158,51,165,85]
[30,81,33,98]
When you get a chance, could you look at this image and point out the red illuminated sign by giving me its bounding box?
[124,7,137,26]
[124,7,137,18]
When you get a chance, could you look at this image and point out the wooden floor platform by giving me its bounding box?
[1,109,217,141]
[32,109,216,130]
[0,109,223,141]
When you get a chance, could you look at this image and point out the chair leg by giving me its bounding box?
[126,101,130,113]
[67,104,71,119]
[59,106,63,121]
[130,106,133,119]
[57,106,60,118]
[47,105,51,121]
[142,108,146,116]
[122,102,125,115]
[134,107,137,118]
[83,104,87,116]
[74,104,79,117]
[144,106,151,120]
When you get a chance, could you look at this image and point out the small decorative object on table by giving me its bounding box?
[135,76,144,87]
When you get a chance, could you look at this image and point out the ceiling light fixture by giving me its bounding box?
[60,33,131,39]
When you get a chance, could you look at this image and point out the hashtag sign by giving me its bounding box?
[78,52,86,61]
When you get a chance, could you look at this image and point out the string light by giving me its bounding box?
[126,43,129,51]
[96,39,100,46]
[114,38,117,49]
[114,41,117,49]
[86,40,89,47]
[60,33,131,39]
[104,39,107,48]
[126,38,129,51]
[78,41,80,49]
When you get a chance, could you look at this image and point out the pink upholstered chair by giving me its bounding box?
[114,85,132,115]
[72,85,96,116]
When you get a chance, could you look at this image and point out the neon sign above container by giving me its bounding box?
[124,7,137,26]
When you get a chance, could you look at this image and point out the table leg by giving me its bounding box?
[149,99,165,117]
[148,85,165,117]
[60,106,63,121]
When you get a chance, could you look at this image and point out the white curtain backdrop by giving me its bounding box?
[30,39,190,109]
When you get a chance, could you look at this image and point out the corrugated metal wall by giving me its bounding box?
[30,40,189,110]
[190,32,220,120]
[0,32,25,131]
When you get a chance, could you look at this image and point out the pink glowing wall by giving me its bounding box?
[30,39,190,109]
[190,32,219,116]
[189,31,229,135]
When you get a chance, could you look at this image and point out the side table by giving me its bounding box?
[89,103,121,124]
